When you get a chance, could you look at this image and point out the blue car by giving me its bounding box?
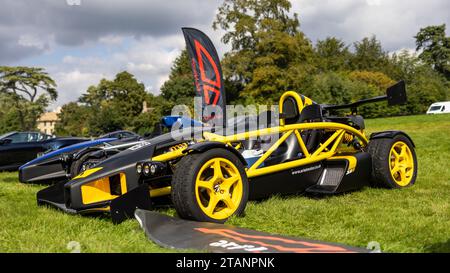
[19,130,141,184]
[18,117,204,184]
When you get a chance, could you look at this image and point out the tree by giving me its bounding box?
[348,71,397,117]
[315,37,351,72]
[306,72,360,106]
[351,36,389,72]
[79,71,148,135]
[132,94,172,135]
[0,93,22,134]
[213,0,315,102]
[160,50,196,109]
[54,102,90,136]
[0,66,57,130]
[388,50,448,114]
[415,24,450,80]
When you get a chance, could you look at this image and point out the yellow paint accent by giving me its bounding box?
[149,119,368,180]
[119,173,127,195]
[311,130,344,157]
[389,141,414,187]
[80,206,111,213]
[197,123,366,178]
[195,158,243,220]
[149,186,171,197]
[205,123,368,145]
[169,143,188,152]
[151,147,186,162]
[246,129,347,178]
[247,151,334,178]
[73,167,103,179]
[247,130,293,173]
[294,129,310,157]
[80,173,127,205]
[203,131,226,142]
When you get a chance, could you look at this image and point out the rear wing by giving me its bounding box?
[323,80,407,113]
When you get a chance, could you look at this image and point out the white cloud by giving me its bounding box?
[293,0,450,51]
[18,34,51,51]
[366,0,382,6]
[98,35,125,45]
[2,0,448,109]
[47,34,187,108]
[49,70,106,110]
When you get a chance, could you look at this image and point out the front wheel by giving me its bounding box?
[367,134,418,188]
[171,148,249,223]
[70,151,105,178]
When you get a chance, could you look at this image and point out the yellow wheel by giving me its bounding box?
[171,148,248,223]
[389,141,415,186]
[368,134,417,188]
[195,158,243,220]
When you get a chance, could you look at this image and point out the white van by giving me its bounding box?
[426,102,450,114]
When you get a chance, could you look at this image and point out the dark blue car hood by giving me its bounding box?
[19,137,116,169]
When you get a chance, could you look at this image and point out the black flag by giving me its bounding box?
[182,27,226,125]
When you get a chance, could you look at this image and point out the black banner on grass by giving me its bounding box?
[134,209,368,253]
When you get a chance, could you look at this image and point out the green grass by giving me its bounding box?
[1,114,449,253]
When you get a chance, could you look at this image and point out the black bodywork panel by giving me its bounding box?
[19,136,143,184]
[249,152,372,199]
[111,184,153,224]
[186,141,247,166]
[370,130,415,147]
[249,163,323,200]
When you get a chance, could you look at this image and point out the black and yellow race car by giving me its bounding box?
[37,28,417,224]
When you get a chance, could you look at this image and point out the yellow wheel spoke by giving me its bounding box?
[221,176,239,191]
[197,180,213,191]
[392,149,400,159]
[400,145,407,157]
[391,165,400,175]
[205,195,220,214]
[399,168,406,181]
[221,194,234,209]
[212,160,224,181]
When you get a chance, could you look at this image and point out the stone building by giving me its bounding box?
[37,111,59,135]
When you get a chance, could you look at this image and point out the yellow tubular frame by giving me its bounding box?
[149,122,367,181]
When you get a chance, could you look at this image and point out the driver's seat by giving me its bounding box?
[264,92,322,166]
[280,91,316,125]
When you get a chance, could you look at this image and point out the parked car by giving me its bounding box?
[19,130,142,184]
[0,131,87,171]
[426,101,450,114]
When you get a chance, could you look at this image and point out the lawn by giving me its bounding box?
[0,114,449,253]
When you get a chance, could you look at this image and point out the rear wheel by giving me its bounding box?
[367,135,417,188]
[171,148,248,223]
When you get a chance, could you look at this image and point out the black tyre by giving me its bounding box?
[367,134,417,188]
[70,151,105,178]
[171,148,249,223]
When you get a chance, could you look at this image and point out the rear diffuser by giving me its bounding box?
[134,210,369,253]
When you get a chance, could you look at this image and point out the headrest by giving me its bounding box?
[282,97,300,124]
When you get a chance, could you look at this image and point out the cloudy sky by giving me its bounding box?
[1,0,448,109]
